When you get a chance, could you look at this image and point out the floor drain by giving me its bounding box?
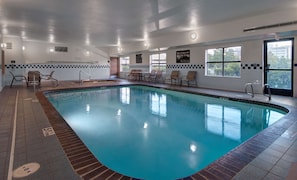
[12,162,40,178]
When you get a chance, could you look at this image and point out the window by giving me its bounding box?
[150,53,166,71]
[205,46,241,77]
[120,56,130,72]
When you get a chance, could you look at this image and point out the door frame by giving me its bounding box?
[264,38,294,96]
[110,57,119,78]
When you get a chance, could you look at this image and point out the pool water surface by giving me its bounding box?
[46,85,286,180]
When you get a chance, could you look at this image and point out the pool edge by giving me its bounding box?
[36,85,294,180]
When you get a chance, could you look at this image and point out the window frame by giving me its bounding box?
[120,56,130,72]
[205,46,241,78]
[149,53,167,72]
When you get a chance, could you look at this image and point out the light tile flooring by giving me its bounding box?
[0,80,297,180]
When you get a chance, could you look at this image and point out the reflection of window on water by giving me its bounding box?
[205,104,241,141]
[265,109,284,126]
[246,108,284,129]
[120,87,130,104]
[150,93,167,117]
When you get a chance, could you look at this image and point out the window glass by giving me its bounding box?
[205,46,241,77]
[267,41,292,69]
[120,56,130,72]
[206,48,223,62]
[224,46,241,61]
[207,63,222,76]
[224,62,241,77]
[150,53,167,71]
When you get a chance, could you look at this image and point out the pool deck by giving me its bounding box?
[1,79,297,180]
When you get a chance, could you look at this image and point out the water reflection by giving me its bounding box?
[120,87,130,104]
[46,86,286,180]
[205,103,284,141]
[150,92,167,117]
[205,104,241,141]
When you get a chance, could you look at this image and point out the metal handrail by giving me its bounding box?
[245,82,271,101]
[79,70,91,85]
[263,84,271,101]
[245,83,254,98]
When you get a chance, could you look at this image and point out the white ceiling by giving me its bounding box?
[1,0,297,50]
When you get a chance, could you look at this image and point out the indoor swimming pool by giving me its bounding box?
[45,85,287,180]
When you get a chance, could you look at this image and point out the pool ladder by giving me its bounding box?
[79,70,92,85]
[263,84,271,101]
[245,83,271,100]
[245,83,254,98]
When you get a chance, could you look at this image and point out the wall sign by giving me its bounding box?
[176,50,190,63]
[136,54,142,63]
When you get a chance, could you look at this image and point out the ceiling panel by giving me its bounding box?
[0,0,297,49]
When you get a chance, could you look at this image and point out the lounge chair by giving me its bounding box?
[41,71,59,86]
[182,71,197,87]
[9,71,28,87]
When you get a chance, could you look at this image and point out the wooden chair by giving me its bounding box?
[127,69,142,81]
[154,70,163,83]
[9,71,28,87]
[27,71,41,87]
[182,71,197,87]
[41,71,59,86]
[144,70,156,81]
[169,70,180,85]
[127,70,135,80]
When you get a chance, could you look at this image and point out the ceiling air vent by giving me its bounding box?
[243,20,297,32]
[54,46,68,52]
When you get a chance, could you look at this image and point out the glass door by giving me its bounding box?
[264,38,294,96]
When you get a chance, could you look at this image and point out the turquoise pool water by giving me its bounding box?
[46,85,286,180]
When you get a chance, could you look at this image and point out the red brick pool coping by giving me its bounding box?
[36,85,294,180]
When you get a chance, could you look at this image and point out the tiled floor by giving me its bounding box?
[1,79,297,180]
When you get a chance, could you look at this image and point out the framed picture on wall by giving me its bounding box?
[176,50,190,63]
[136,54,142,63]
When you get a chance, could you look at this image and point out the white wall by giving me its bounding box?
[2,37,111,86]
[110,7,297,56]
[112,6,297,96]
[170,40,262,92]
[123,38,292,94]
[22,41,109,64]
[3,37,24,64]
[0,42,2,91]
[0,34,3,91]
